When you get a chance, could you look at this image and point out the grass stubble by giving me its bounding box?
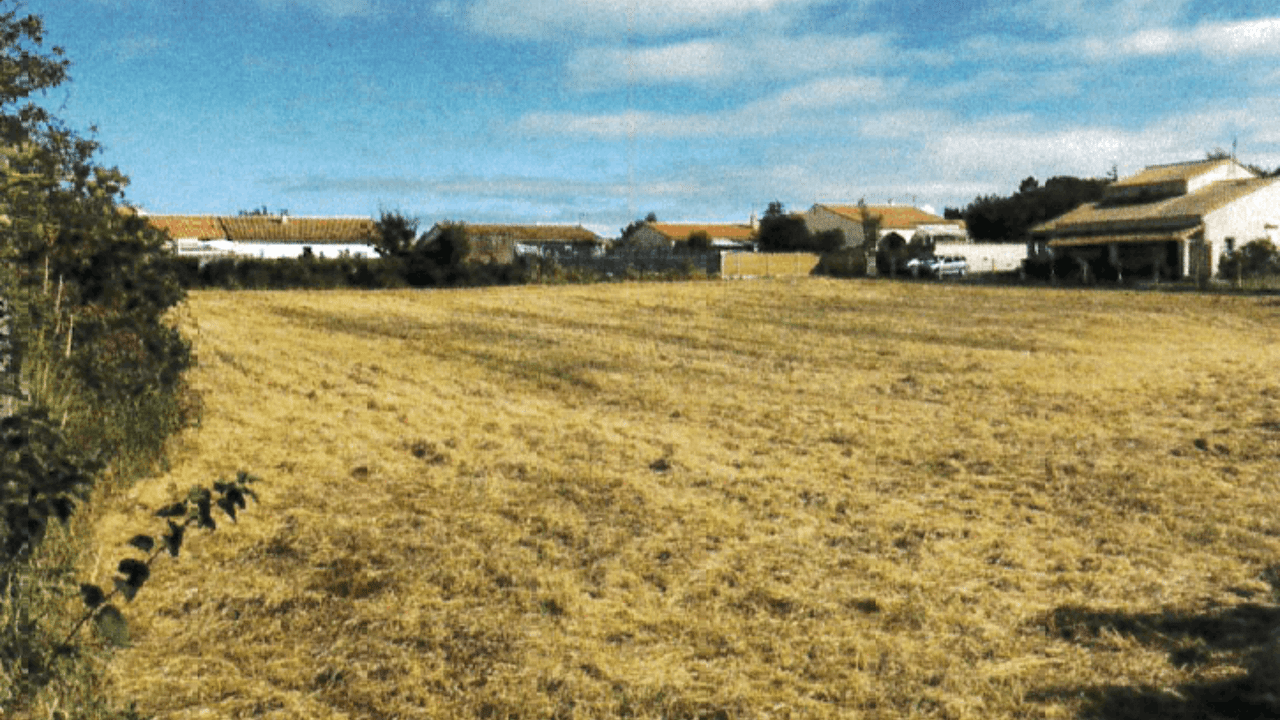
[89,279,1280,719]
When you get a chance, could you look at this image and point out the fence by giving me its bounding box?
[721,252,821,278]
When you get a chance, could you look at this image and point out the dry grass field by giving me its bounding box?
[89,279,1280,719]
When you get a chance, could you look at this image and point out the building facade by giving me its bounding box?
[1031,159,1280,281]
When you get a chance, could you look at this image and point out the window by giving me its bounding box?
[1225,237,1236,254]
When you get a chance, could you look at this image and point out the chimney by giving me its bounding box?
[749,211,758,230]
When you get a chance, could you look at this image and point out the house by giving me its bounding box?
[804,203,967,250]
[220,215,379,258]
[146,214,379,259]
[145,215,235,258]
[624,222,757,250]
[420,223,606,264]
[1030,158,1280,280]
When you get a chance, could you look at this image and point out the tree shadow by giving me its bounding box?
[1029,583,1280,720]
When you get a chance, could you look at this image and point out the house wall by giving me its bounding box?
[933,242,1028,273]
[802,206,866,247]
[233,242,377,259]
[1187,160,1257,194]
[1202,179,1280,277]
[626,226,675,249]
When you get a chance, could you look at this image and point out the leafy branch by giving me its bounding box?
[59,471,261,651]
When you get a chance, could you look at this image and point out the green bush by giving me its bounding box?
[813,247,870,278]
[1218,239,1279,280]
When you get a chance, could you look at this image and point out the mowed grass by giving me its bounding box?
[91,279,1280,719]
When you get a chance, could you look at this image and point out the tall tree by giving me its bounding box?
[373,210,422,258]
[962,175,1110,242]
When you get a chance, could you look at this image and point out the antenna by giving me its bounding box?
[1232,136,1237,161]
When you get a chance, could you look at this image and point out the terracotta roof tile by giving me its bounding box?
[220,216,378,244]
[649,223,756,241]
[145,215,226,240]
[817,205,954,230]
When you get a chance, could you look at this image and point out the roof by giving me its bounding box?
[462,224,602,243]
[1047,229,1197,248]
[648,223,756,241]
[221,216,378,244]
[144,215,379,244]
[1034,177,1280,235]
[816,204,957,230]
[144,215,226,240]
[1110,158,1234,188]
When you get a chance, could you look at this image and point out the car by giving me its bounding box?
[905,255,968,279]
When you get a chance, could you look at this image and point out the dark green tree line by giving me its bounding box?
[962,175,1111,242]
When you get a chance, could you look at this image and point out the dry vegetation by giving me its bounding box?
[89,279,1280,719]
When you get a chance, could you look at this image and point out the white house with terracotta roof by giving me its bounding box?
[1031,158,1280,280]
[625,222,757,250]
[145,214,379,258]
[803,203,967,249]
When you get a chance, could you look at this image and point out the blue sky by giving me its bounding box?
[34,0,1280,236]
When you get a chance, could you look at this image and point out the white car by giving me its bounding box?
[906,256,968,279]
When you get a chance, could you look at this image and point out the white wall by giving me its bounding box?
[1203,179,1280,276]
[933,242,1027,273]
[233,242,376,259]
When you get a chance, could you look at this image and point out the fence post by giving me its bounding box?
[0,292,22,418]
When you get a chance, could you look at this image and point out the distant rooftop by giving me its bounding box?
[1110,158,1236,188]
[144,214,378,244]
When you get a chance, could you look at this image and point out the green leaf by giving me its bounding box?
[127,535,155,553]
[51,497,75,523]
[117,558,150,589]
[154,502,186,518]
[93,605,130,648]
[113,577,140,602]
[216,495,238,522]
[163,520,185,558]
[79,583,105,608]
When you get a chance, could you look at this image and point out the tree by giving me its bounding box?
[962,175,1110,242]
[619,212,657,244]
[0,7,199,715]
[1218,239,1279,280]
[856,198,881,249]
[427,222,471,270]
[686,229,711,250]
[373,210,421,258]
[756,201,808,252]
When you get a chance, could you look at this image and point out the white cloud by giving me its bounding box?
[466,0,821,40]
[922,99,1280,185]
[972,15,1280,63]
[255,0,378,18]
[926,122,1166,181]
[516,74,892,138]
[860,110,957,139]
[1003,0,1191,35]
[568,41,732,88]
[566,33,901,89]
[1191,17,1280,57]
